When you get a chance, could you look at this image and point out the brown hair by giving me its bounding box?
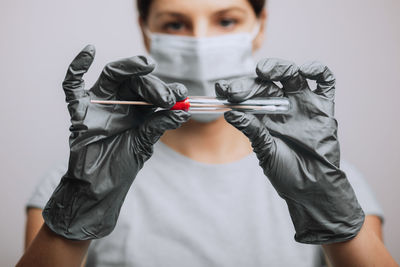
[137,0,266,21]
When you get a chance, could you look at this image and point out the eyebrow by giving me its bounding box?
[214,7,248,16]
[154,6,248,20]
[154,12,187,19]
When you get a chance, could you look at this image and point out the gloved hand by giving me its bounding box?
[43,45,190,240]
[216,58,365,244]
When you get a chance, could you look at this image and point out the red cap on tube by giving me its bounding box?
[170,97,190,111]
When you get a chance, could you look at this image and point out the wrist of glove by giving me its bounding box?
[43,45,190,240]
[217,58,365,244]
[281,165,364,244]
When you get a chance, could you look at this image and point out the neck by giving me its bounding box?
[160,116,253,164]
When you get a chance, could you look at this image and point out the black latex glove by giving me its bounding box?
[43,45,190,240]
[216,58,364,244]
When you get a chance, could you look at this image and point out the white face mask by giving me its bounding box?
[145,25,259,122]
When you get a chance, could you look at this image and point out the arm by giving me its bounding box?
[17,224,90,267]
[18,45,189,263]
[217,58,398,262]
[323,215,398,267]
[24,208,44,250]
[24,208,88,267]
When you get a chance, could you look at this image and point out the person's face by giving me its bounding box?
[140,0,267,51]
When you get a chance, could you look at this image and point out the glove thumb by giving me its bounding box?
[63,44,96,102]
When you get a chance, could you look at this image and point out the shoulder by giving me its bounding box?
[26,161,68,210]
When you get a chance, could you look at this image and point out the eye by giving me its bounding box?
[164,21,185,32]
[219,18,237,28]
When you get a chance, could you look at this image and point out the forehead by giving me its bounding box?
[149,0,254,16]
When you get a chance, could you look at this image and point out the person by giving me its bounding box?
[17,0,398,266]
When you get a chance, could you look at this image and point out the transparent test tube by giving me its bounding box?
[186,96,290,114]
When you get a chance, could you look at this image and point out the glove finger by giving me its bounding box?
[132,75,181,108]
[299,61,336,100]
[256,58,308,93]
[91,55,155,99]
[116,81,187,104]
[62,44,95,102]
[167,82,189,102]
[135,110,191,157]
[215,77,283,103]
[224,111,276,162]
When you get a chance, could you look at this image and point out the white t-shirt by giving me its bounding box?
[27,141,383,267]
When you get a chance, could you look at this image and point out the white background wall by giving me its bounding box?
[1,0,399,265]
